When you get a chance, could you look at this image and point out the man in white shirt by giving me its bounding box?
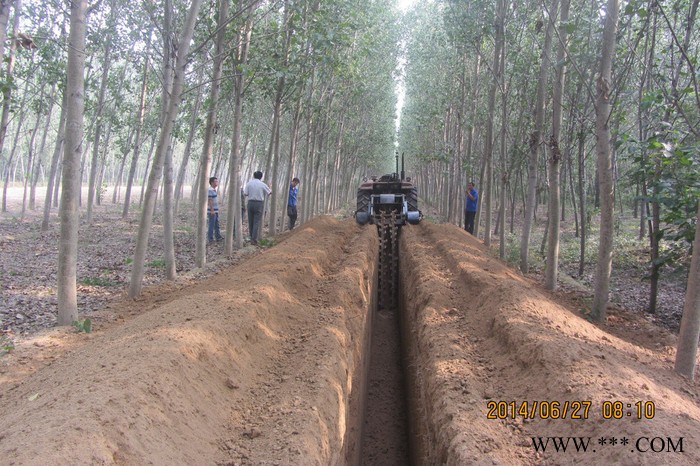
[243,171,271,245]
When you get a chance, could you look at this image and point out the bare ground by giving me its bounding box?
[1,189,699,464]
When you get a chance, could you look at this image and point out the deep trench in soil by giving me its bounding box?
[359,228,412,465]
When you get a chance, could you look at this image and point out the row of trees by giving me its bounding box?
[398,0,699,378]
[1,0,698,378]
[0,2,401,322]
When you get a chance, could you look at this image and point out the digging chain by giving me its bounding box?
[377,210,400,310]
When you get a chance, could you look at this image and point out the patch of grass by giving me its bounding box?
[258,238,275,248]
[1,335,14,356]
[80,276,118,287]
[125,257,133,265]
[72,318,92,333]
[147,259,166,268]
[503,233,521,266]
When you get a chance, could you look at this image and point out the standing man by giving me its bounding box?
[208,176,224,243]
[287,177,300,230]
[464,181,479,235]
[244,170,271,245]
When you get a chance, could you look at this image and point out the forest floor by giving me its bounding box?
[0,187,698,464]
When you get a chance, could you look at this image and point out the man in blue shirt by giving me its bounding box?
[287,177,300,230]
[464,181,479,235]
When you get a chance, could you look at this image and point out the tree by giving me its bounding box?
[57,0,88,325]
[545,0,571,290]
[129,0,204,298]
[225,11,254,255]
[194,0,229,267]
[675,199,700,380]
[591,0,620,322]
[521,0,558,274]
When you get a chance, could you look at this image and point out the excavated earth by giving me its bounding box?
[1,216,699,465]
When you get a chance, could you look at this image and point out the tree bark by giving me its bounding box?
[674,199,700,379]
[174,69,204,216]
[545,0,570,291]
[483,0,505,247]
[57,0,87,325]
[195,0,229,266]
[591,0,620,322]
[520,0,558,273]
[86,15,114,224]
[122,50,150,219]
[129,0,203,298]
[226,16,249,253]
[42,88,67,230]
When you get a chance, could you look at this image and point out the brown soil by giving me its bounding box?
[1,209,699,464]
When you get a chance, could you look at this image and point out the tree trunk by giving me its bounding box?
[42,89,68,230]
[174,69,204,216]
[195,0,228,266]
[591,0,620,322]
[520,0,558,273]
[577,127,586,277]
[225,16,250,253]
[87,11,115,224]
[57,0,87,326]
[0,0,21,213]
[0,1,12,68]
[674,199,700,379]
[112,127,133,204]
[163,141,176,280]
[129,0,203,298]
[545,0,570,291]
[21,92,44,218]
[483,0,505,247]
[122,50,150,218]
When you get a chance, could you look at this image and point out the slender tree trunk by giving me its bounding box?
[2,95,28,212]
[195,0,229,266]
[577,128,586,276]
[0,1,12,68]
[87,10,115,224]
[483,0,505,247]
[545,0,570,290]
[57,0,87,325]
[112,127,133,204]
[674,199,700,379]
[174,68,204,216]
[591,0,620,322]
[0,0,20,213]
[129,0,203,298]
[21,92,44,218]
[163,140,176,280]
[521,0,558,273]
[226,20,252,253]
[122,50,150,218]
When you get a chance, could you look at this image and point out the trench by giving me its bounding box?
[357,226,414,465]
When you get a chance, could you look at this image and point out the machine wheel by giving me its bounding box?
[407,187,418,212]
[356,189,370,214]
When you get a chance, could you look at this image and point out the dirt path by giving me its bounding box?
[1,216,699,465]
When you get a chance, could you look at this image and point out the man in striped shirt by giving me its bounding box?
[208,177,223,243]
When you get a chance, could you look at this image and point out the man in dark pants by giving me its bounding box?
[287,177,300,230]
[464,181,479,235]
[207,177,223,243]
[244,171,271,245]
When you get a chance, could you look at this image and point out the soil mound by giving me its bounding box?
[1,217,698,465]
[400,222,699,465]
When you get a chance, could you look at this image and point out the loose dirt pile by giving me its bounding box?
[1,217,699,465]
